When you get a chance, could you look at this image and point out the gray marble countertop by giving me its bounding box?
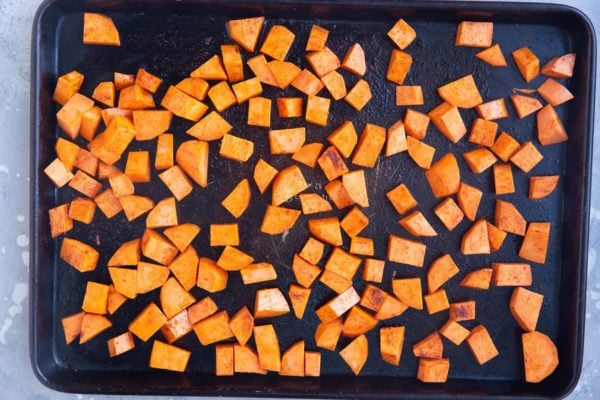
[0,0,598,399]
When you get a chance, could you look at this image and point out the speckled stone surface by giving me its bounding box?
[0,0,597,399]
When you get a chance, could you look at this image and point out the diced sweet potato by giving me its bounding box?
[404,108,431,140]
[386,183,417,215]
[175,77,209,100]
[79,313,112,344]
[220,44,245,83]
[457,182,482,222]
[395,86,423,106]
[316,287,360,323]
[306,25,329,51]
[440,320,470,345]
[159,166,193,201]
[118,84,155,110]
[305,95,330,126]
[413,331,443,359]
[342,306,378,338]
[519,222,551,264]
[241,262,277,285]
[92,81,115,107]
[466,325,498,365]
[254,287,290,318]
[193,310,234,345]
[60,238,99,272]
[487,222,507,252]
[260,205,301,235]
[292,69,324,96]
[392,277,423,310]
[541,53,575,78]
[227,16,264,52]
[108,267,137,299]
[340,334,368,375]
[132,110,172,141]
[438,75,483,108]
[269,127,305,155]
[220,133,254,162]
[491,131,520,162]
[57,93,95,139]
[434,198,464,231]
[495,199,526,236]
[217,246,254,271]
[62,312,85,344]
[449,301,476,322]
[511,141,543,173]
[299,237,324,265]
[232,77,263,104]
[49,204,73,237]
[417,358,449,383]
[343,170,369,207]
[461,219,490,255]
[216,344,234,376]
[254,324,281,372]
[119,195,154,221]
[292,253,322,288]
[289,284,311,319]
[80,106,102,141]
[141,228,178,265]
[292,142,323,168]
[315,318,343,350]
[305,351,321,377]
[309,216,343,246]
[318,146,349,181]
[53,70,84,105]
[325,247,362,280]
[100,108,132,126]
[427,254,459,293]
[68,196,96,225]
[230,306,254,345]
[83,12,120,46]
[344,79,372,111]
[88,115,136,165]
[428,102,467,143]
[425,153,460,198]
[537,104,568,145]
[380,326,405,366]
[493,164,515,195]
[306,47,340,77]
[299,193,332,215]
[197,257,228,293]
[341,43,366,76]
[261,25,295,61]
[537,78,573,106]
[510,287,544,332]
[386,119,408,156]
[388,19,416,49]
[321,70,347,100]
[160,310,192,343]
[492,263,532,286]
[460,268,493,290]
[247,96,271,127]
[399,211,437,237]
[513,47,539,82]
[349,236,374,256]
[424,289,450,314]
[136,262,169,294]
[469,118,498,147]
[248,55,281,88]
[463,148,497,173]
[272,165,308,206]
[107,285,127,314]
[114,72,134,89]
[234,344,267,374]
[191,55,227,81]
[387,235,426,267]
[510,94,543,119]
[221,179,251,218]
[268,60,302,89]
[529,175,559,199]
[325,179,355,209]
[81,281,109,314]
[253,158,278,194]
[522,331,559,383]
[455,21,493,47]
[149,340,190,372]
[280,341,305,377]
[360,284,388,312]
[375,295,408,320]
[163,223,200,252]
[475,43,507,67]
[207,81,237,112]
[387,49,412,84]
[406,136,435,169]
[320,269,352,294]
[129,302,168,341]
[168,246,199,291]
[160,277,195,319]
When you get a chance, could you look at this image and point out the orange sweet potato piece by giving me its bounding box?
[254,324,281,372]
[325,179,355,209]
[343,170,369,207]
[141,228,178,265]
[129,302,167,341]
[424,289,450,314]
[247,96,271,127]
[475,43,507,66]
[387,49,412,84]
[268,61,302,89]
[83,12,120,46]
[492,263,532,286]
[292,253,322,288]
[136,262,169,294]
[62,312,84,344]
[340,334,368,375]
[232,77,263,104]
[510,287,543,332]
[469,118,498,147]
[253,159,278,194]
[320,270,352,294]
[254,287,290,319]
[149,340,190,372]
[387,183,417,215]
[512,47,539,82]
[309,216,343,246]
[160,310,192,343]
[495,199,526,236]
[81,281,109,315]
[466,325,499,365]
[388,235,426,267]
[428,102,466,143]
[168,246,199,291]
[511,141,543,173]
[541,53,576,78]
[434,198,464,231]
[272,165,308,206]
[349,236,374,256]
[68,197,96,224]
[88,115,136,165]
[457,182,482,222]
[175,77,209,100]
[511,94,543,119]
[315,318,343,350]
[305,351,321,377]
[461,219,491,255]
[221,44,245,83]
[321,70,347,100]
[160,277,195,319]
[417,358,449,383]
[491,131,520,162]
[341,43,366,76]
[342,306,378,338]
[427,254,459,293]
[375,295,408,320]
[425,153,460,198]
[162,85,208,120]
[463,148,497,173]
[316,287,360,323]
[449,301,476,322]
[399,211,437,237]
[455,21,493,47]
[269,127,305,155]
[276,97,303,117]
[292,69,324,96]
[92,81,115,107]
[360,284,388,312]
[100,107,132,126]
[118,84,155,110]
[57,93,95,139]
[133,110,172,141]
[299,237,324,265]
[292,142,324,167]
[159,165,193,201]
[176,140,208,187]
[438,74,483,108]
[193,310,234,345]
[537,104,568,145]
[493,164,515,195]
[386,119,408,156]
[306,24,329,51]
[299,193,332,215]
[522,331,559,383]
[191,55,227,81]
[405,110,433,141]
[413,331,443,359]
[406,136,435,169]
[240,262,277,285]
[537,78,573,106]
[324,246,362,280]
[49,204,73,237]
[107,285,127,314]
[380,326,405,366]
[108,267,137,299]
[114,72,134,90]
[260,205,301,235]
[163,223,200,252]
[216,344,234,376]
[229,306,254,345]
[79,313,112,344]
[261,25,295,61]
[318,146,349,181]
[529,175,559,199]
[227,16,264,52]
[440,320,470,345]
[197,257,228,293]
[247,55,278,87]
[206,81,237,113]
[388,19,416,49]
[305,95,330,127]
[487,222,507,252]
[519,222,551,264]
[344,79,372,111]
[60,238,99,272]
[119,195,154,221]
[280,341,305,377]
[80,106,102,141]
[460,268,493,290]
[221,179,251,218]
[234,344,267,374]
[53,70,84,105]
[288,284,311,319]
[395,86,423,106]
[392,277,422,310]
[306,47,340,77]
[216,246,254,271]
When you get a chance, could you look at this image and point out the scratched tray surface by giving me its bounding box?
[31,1,593,398]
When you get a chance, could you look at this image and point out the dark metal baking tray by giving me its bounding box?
[30,0,595,398]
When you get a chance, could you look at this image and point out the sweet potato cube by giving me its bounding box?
[340,206,369,237]
[149,340,190,372]
[118,84,155,110]
[305,95,330,127]
[254,324,281,372]
[164,223,200,252]
[129,302,167,341]
[344,79,372,111]
[396,86,424,106]
[247,54,278,87]
[299,237,324,265]
[281,341,305,377]
[475,43,507,66]
[57,93,95,139]
[94,189,122,218]
[232,77,263,104]
[428,102,467,143]
[175,77,209,100]
[306,25,329,51]
[160,310,192,343]
[133,69,161,94]
[289,284,311,319]
[461,219,490,255]
[360,284,388,312]
[276,97,303,118]
[455,21,493,47]
[159,166,193,201]
[229,306,254,345]
[537,104,568,145]
[325,179,355,209]
[133,110,172,141]
[55,139,80,172]
[168,247,198,291]
[340,334,368,375]
[537,78,573,106]
[220,133,254,162]
[247,97,271,127]
[207,81,237,112]
[318,146,349,181]
[519,222,551,264]
[522,331,559,383]
[215,344,234,376]
[221,44,244,83]
[492,263,532,286]
[234,344,267,374]
[399,211,437,237]
[487,222,507,252]
[386,119,407,156]
[463,148,497,173]
[91,81,115,107]
[315,318,342,350]
[413,331,443,359]
[222,178,251,218]
[388,19,416,49]
[114,72,134,90]
[272,165,308,206]
[197,257,228,293]
[68,197,96,224]
[510,287,544,332]
[191,55,227,81]
[321,70,347,100]
[217,246,254,271]
[407,136,435,169]
[460,268,493,290]
[79,313,112,344]
[361,259,384,283]
[60,238,99,272]
[457,182,482,222]
[440,320,470,345]
[308,216,342,246]
[292,142,323,168]
[108,239,140,267]
[325,247,362,280]
[254,288,290,318]
[305,351,321,377]
[124,151,150,183]
[491,131,520,162]
[193,310,234,345]
[512,47,539,82]
[261,25,295,61]
[241,262,277,285]
[511,141,543,173]
[299,193,332,215]
[68,170,102,198]
[541,53,576,78]
[253,158,278,194]
[83,12,120,46]
[118,195,152,220]
[187,297,218,325]
[268,60,301,89]
[529,175,559,199]
[269,127,305,155]
[227,16,264,52]
[80,106,102,141]
[417,358,449,383]
[449,301,476,322]
[350,236,374,256]
[53,70,84,105]
[352,123,385,168]
[343,170,369,207]
[380,326,405,366]
[88,115,137,165]
[107,331,135,357]
[427,254,459,293]
[424,289,450,314]
[292,69,324,96]
[316,287,360,323]
[392,278,423,310]
[341,43,366,76]
[320,270,352,296]
[493,164,515,195]
[306,47,340,77]
[510,94,543,119]
[467,325,499,364]
[434,198,464,231]
[387,49,412,84]
[388,235,426,267]
[404,109,430,140]
[260,205,301,235]
[292,253,321,288]
[136,262,169,294]
[438,74,483,108]
[386,183,417,215]
[81,281,109,314]
[425,153,460,198]
[469,118,498,147]
[49,204,73,237]
[495,199,526,235]
[141,228,178,265]
[342,306,378,338]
